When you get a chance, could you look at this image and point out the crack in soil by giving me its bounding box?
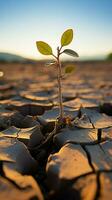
[81,144,95,172]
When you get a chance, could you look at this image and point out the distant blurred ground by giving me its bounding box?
[0,61,112,81]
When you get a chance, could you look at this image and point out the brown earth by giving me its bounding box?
[0,61,112,200]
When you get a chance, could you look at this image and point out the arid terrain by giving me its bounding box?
[0,61,112,200]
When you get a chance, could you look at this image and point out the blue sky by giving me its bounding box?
[0,0,112,59]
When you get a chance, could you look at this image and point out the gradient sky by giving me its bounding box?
[0,0,112,59]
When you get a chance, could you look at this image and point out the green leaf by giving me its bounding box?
[36,41,53,55]
[61,29,73,47]
[65,65,75,74]
[63,49,79,57]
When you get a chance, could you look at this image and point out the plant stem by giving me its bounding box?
[57,47,64,120]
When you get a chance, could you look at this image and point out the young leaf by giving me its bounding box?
[63,49,79,57]
[36,41,53,55]
[61,29,73,47]
[65,65,75,74]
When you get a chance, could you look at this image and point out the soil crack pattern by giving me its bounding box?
[0,60,112,199]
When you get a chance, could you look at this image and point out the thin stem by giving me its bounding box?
[57,47,64,120]
[52,54,57,60]
[59,46,63,52]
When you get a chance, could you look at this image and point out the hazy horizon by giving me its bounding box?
[0,0,112,60]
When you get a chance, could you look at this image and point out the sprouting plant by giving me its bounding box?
[36,29,79,124]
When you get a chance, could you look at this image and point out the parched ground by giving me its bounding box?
[0,61,112,200]
[1,61,112,80]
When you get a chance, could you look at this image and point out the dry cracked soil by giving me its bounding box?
[0,61,112,200]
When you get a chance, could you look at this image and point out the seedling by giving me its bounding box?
[36,29,79,124]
